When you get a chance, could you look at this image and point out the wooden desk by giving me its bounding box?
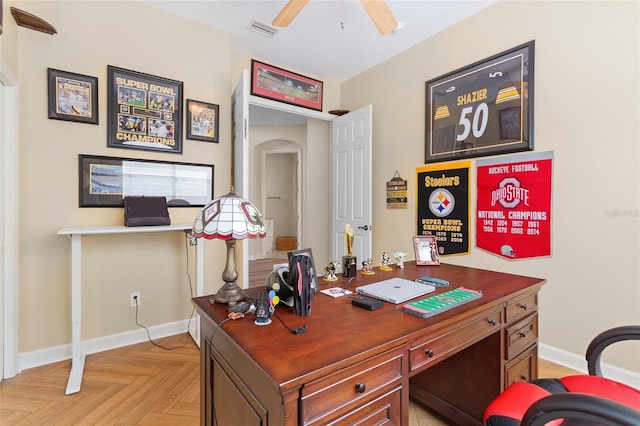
[193,262,545,425]
[58,224,204,395]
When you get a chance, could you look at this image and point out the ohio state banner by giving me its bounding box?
[476,151,553,259]
[417,161,470,256]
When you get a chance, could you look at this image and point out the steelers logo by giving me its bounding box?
[429,188,455,217]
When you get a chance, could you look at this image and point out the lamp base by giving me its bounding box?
[211,284,246,304]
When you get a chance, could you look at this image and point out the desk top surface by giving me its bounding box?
[193,261,545,390]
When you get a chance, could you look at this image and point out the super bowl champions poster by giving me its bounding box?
[416,162,471,256]
[476,151,553,260]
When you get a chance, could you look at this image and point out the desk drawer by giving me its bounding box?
[409,309,501,372]
[300,348,404,424]
[505,345,538,386]
[505,314,537,360]
[309,386,402,426]
[506,293,537,324]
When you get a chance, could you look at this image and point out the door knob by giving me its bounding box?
[357,225,371,231]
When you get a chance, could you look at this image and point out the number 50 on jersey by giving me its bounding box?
[425,41,535,163]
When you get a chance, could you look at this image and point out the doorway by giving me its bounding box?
[261,149,301,259]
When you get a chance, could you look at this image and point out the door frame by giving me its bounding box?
[234,70,333,288]
[260,148,302,256]
[1,57,20,380]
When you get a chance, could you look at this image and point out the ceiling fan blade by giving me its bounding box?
[272,0,309,28]
[360,0,398,35]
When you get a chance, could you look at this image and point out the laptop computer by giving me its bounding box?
[355,277,436,304]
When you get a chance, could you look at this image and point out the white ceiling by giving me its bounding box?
[143,0,497,83]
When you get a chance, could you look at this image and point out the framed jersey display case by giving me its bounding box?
[425,41,534,163]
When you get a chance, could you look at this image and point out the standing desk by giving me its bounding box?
[58,224,203,395]
[193,261,545,425]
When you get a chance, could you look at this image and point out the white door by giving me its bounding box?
[330,106,373,267]
[232,70,250,287]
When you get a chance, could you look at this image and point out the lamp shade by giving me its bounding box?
[192,191,265,240]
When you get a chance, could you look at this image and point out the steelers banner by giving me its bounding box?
[425,41,534,163]
[417,162,470,256]
[476,151,553,260]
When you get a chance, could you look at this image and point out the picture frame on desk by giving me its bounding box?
[413,235,440,265]
[78,154,213,207]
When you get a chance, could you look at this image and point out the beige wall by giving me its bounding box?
[13,0,234,351]
[340,0,639,372]
[5,0,638,377]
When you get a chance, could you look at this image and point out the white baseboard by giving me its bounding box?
[18,328,640,390]
[19,319,192,372]
[539,342,640,388]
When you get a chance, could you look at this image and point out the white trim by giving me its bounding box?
[539,342,640,388]
[1,56,20,380]
[19,320,191,371]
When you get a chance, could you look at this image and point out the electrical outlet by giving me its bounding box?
[130,291,141,308]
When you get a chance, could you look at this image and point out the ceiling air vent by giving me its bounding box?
[248,20,279,38]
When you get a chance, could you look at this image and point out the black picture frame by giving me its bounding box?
[425,40,534,163]
[251,59,323,111]
[47,68,98,125]
[107,66,183,154]
[186,99,219,143]
[79,154,213,207]
[287,248,319,291]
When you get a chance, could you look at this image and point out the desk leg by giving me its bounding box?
[66,234,85,395]
[189,240,203,347]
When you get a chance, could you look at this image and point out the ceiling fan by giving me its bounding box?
[272,0,399,35]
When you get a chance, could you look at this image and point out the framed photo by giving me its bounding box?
[107,66,183,154]
[425,40,534,163]
[287,248,319,291]
[47,68,98,124]
[79,154,213,207]
[251,59,323,111]
[186,99,219,143]
[413,235,440,266]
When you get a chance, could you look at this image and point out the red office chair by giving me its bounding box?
[484,325,640,425]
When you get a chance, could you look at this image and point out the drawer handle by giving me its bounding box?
[355,382,366,393]
[519,331,529,338]
[520,374,528,381]
[519,303,528,310]
[488,319,497,326]
[425,349,434,358]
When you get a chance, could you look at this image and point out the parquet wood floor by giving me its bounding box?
[0,333,578,425]
[0,334,200,425]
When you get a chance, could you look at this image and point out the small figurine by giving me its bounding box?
[323,260,339,281]
[380,252,393,271]
[361,257,375,275]
[394,251,408,268]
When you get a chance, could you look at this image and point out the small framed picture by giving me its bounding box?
[287,248,319,291]
[186,99,219,143]
[47,68,98,124]
[413,235,440,266]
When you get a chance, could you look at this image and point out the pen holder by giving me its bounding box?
[342,256,357,278]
